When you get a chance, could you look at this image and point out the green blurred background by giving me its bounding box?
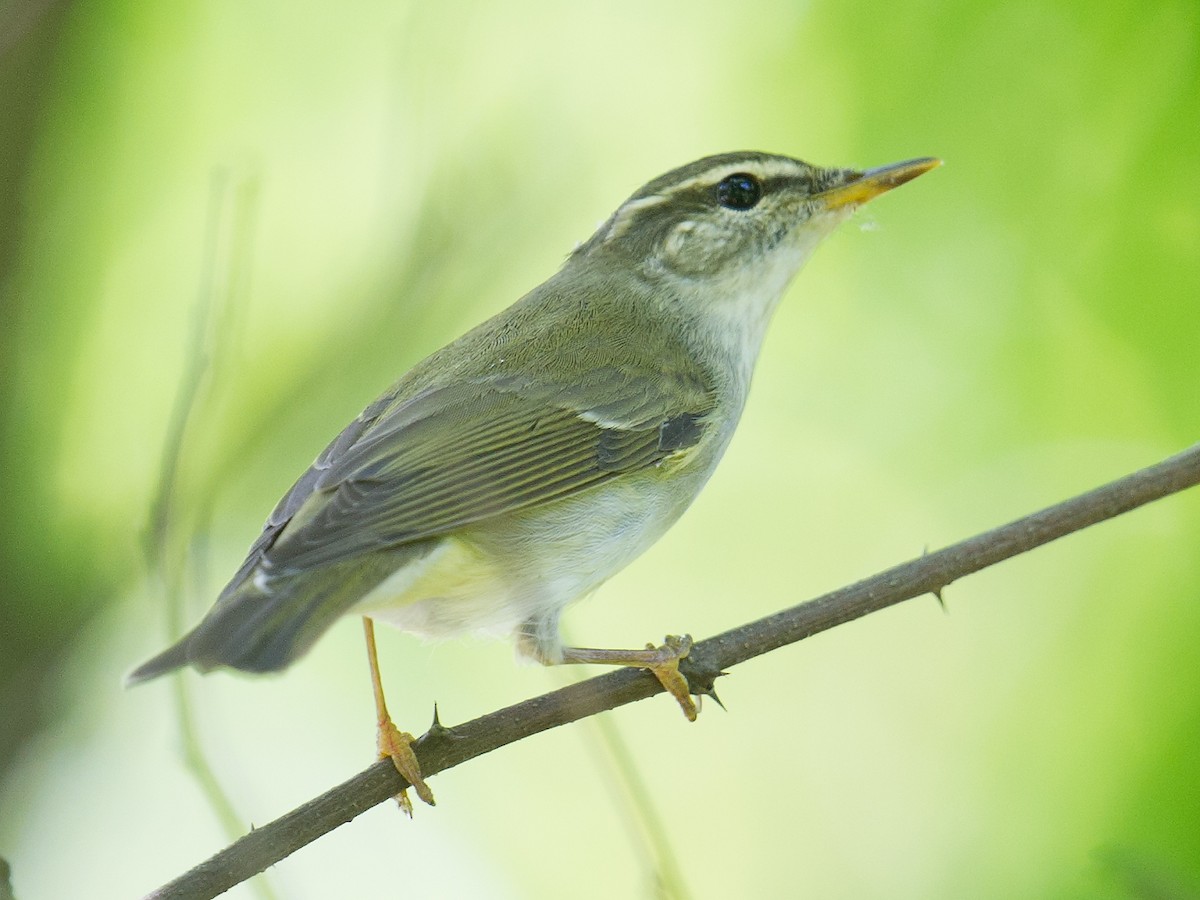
[2,1,1198,897]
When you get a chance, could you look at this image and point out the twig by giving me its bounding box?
[145,442,1200,900]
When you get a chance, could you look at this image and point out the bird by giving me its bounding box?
[128,150,940,810]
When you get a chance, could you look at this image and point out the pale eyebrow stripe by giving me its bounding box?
[651,159,800,199]
[604,194,672,242]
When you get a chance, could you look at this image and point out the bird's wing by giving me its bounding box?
[246,370,715,578]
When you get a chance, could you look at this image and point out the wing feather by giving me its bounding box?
[259,379,713,575]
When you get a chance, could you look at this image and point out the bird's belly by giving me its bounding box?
[355,537,521,639]
[354,472,696,643]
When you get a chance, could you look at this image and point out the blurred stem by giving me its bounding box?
[142,169,220,572]
[559,629,692,900]
[590,712,693,900]
[142,169,275,900]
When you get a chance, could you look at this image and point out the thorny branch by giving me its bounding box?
[146,442,1200,900]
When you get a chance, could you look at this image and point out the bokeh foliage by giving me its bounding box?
[1,1,1198,897]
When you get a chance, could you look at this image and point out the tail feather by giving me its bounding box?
[188,571,358,674]
[124,636,195,686]
[125,548,420,687]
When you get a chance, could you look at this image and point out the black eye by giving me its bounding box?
[715,173,762,210]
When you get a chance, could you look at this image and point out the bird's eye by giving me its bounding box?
[715,173,762,210]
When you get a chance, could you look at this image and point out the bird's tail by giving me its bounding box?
[124,552,409,686]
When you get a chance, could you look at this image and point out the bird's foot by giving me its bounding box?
[377,717,435,816]
[643,634,698,722]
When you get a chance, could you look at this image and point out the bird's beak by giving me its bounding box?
[815,157,942,210]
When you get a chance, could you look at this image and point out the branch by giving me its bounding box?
[146,442,1200,900]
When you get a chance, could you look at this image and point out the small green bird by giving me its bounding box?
[129,150,938,809]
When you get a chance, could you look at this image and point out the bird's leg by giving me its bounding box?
[557,634,698,721]
[363,617,435,814]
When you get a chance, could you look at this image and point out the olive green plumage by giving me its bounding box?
[128,150,937,685]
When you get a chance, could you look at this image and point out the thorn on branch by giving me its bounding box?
[933,587,948,612]
[420,704,458,744]
[679,647,727,700]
